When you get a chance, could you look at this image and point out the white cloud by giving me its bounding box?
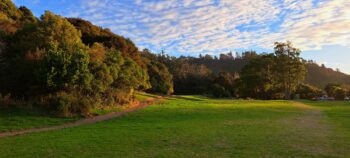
[65,0,350,55]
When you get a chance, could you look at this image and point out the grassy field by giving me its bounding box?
[0,92,156,131]
[0,107,78,132]
[0,96,350,157]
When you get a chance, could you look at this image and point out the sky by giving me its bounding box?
[13,0,350,74]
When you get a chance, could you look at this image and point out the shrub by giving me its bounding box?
[48,92,92,116]
[0,93,11,107]
[38,47,93,92]
[114,88,134,105]
[295,84,323,99]
[324,83,347,100]
[334,88,346,100]
[210,84,230,98]
[146,61,174,95]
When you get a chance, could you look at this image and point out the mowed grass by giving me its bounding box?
[0,107,78,132]
[0,92,156,130]
[0,96,350,157]
[135,91,160,101]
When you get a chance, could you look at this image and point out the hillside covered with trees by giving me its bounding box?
[1,0,349,116]
[170,52,350,90]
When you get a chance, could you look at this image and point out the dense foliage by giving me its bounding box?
[237,54,276,99]
[141,49,173,95]
[295,84,323,99]
[67,18,144,67]
[324,83,347,100]
[0,1,153,116]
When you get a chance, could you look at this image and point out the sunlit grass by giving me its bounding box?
[135,91,160,101]
[1,96,349,157]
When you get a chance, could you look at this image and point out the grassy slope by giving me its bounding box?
[0,96,349,157]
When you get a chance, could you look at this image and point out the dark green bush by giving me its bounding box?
[210,84,230,98]
[324,83,348,100]
[334,88,346,100]
[295,84,323,99]
[0,93,11,107]
[48,92,92,116]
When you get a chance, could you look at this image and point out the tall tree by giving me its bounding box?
[39,11,86,53]
[141,49,174,95]
[273,41,306,99]
[238,54,275,99]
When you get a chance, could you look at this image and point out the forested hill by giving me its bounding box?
[305,63,350,89]
[183,54,350,89]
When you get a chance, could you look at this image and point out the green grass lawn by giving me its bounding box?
[135,91,160,101]
[0,96,350,157]
[0,107,78,132]
[0,92,157,132]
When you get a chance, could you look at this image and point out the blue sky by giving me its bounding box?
[13,0,350,74]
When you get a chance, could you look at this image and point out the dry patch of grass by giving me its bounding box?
[280,102,335,157]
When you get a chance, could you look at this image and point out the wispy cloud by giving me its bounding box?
[62,0,350,55]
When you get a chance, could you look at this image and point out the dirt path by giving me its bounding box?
[0,97,162,138]
[284,101,333,156]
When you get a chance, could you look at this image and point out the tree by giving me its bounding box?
[37,45,93,92]
[210,84,230,98]
[324,83,347,100]
[334,88,346,100]
[211,72,236,97]
[116,57,150,90]
[273,41,306,99]
[325,83,339,97]
[295,84,323,99]
[172,62,212,94]
[2,11,90,96]
[39,11,86,53]
[67,18,144,67]
[18,6,37,23]
[146,61,174,95]
[0,0,21,21]
[87,48,122,105]
[141,49,174,95]
[238,54,276,99]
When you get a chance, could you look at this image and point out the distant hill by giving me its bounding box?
[184,54,350,89]
[305,63,350,89]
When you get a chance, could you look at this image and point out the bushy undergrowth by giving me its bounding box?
[0,93,11,106]
[47,92,93,117]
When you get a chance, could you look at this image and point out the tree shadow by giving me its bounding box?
[172,96,206,102]
[0,107,50,118]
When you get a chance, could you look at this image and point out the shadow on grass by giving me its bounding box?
[0,107,79,132]
[138,93,158,98]
[171,96,206,102]
[0,107,48,117]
